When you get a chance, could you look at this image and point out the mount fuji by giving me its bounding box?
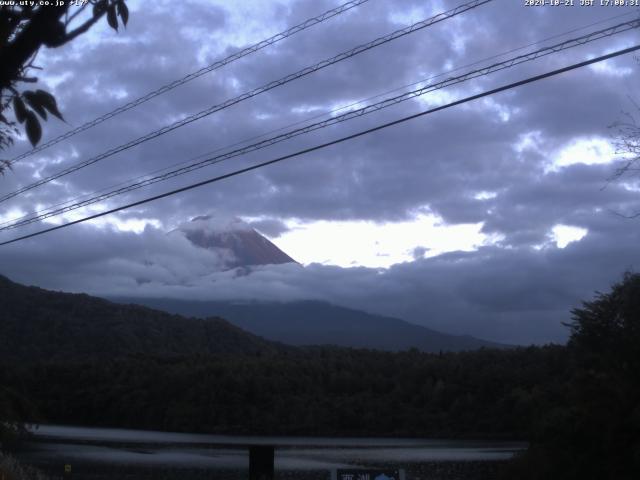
[175,215,296,269]
[111,215,509,352]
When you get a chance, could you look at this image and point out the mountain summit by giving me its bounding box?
[178,215,296,269]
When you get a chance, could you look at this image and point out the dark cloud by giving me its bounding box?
[1,220,639,345]
[1,0,639,344]
[411,245,429,259]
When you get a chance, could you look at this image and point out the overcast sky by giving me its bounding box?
[1,0,639,344]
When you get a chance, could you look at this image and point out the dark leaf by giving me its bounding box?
[24,111,42,146]
[107,4,118,31]
[34,90,64,121]
[117,0,129,26]
[13,96,27,124]
[23,91,48,120]
[93,0,107,17]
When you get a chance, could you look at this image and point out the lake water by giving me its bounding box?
[17,425,525,471]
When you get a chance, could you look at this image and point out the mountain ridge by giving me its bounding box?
[0,273,507,363]
[111,297,508,352]
[0,275,278,362]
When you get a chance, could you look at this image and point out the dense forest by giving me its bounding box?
[1,273,639,479]
[0,345,568,438]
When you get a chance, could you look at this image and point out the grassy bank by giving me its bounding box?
[0,452,51,480]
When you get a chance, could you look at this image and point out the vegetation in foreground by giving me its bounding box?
[0,273,639,479]
[0,452,50,480]
[505,272,640,480]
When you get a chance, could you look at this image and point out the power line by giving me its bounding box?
[3,18,637,232]
[2,43,638,247]
[4,9,633,231]
[6,0,373,165]
[0,0,493,205]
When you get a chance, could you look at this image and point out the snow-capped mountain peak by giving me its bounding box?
[177,215,296,269]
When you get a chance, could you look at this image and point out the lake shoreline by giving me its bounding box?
[16,458,513,480]
[11,424,524,479]
[24,422,526,442]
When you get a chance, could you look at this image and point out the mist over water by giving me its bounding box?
[20,425,525,471]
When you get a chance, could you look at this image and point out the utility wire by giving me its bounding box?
[0,0,493,205]
[3,18,638,232]
[2,44,638,247]
[6,0,372,165]
[4,9,633,230]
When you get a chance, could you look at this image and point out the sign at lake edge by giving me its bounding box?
[334,469,405,480]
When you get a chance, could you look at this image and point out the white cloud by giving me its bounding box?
[270,214,494,268]
[474,191,497,201]
[513,130,543,155]
[551,224,588,249]
[389,5,429,26]
[547,137,616,173]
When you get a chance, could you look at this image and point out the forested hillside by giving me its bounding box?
[0,275,277,361]
[115,298,506,352]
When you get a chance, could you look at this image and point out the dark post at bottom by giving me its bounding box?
[249,445,275,480]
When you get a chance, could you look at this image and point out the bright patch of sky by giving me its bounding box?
[622,181,640,192]
[268,214,497,268]
[328,99,371,116]
[550,224,588,248]
[291,104,325,115]
[481,97,517,123]
[0,208,27,227]
[514,130,544,155]
[93,216,162,233]
[41,205,162,234]
[547,137,616,173]
[107,88,129,101]
[389,5,429,25]
[227,77,242,93]
[474,191,498,200]
[589,60,633,77]
[449,27,468,56]
[207,0,289,50]
[588,44,635,77]
[40,72,73,91]
[415,88,459,108]
[255,112,275,120]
